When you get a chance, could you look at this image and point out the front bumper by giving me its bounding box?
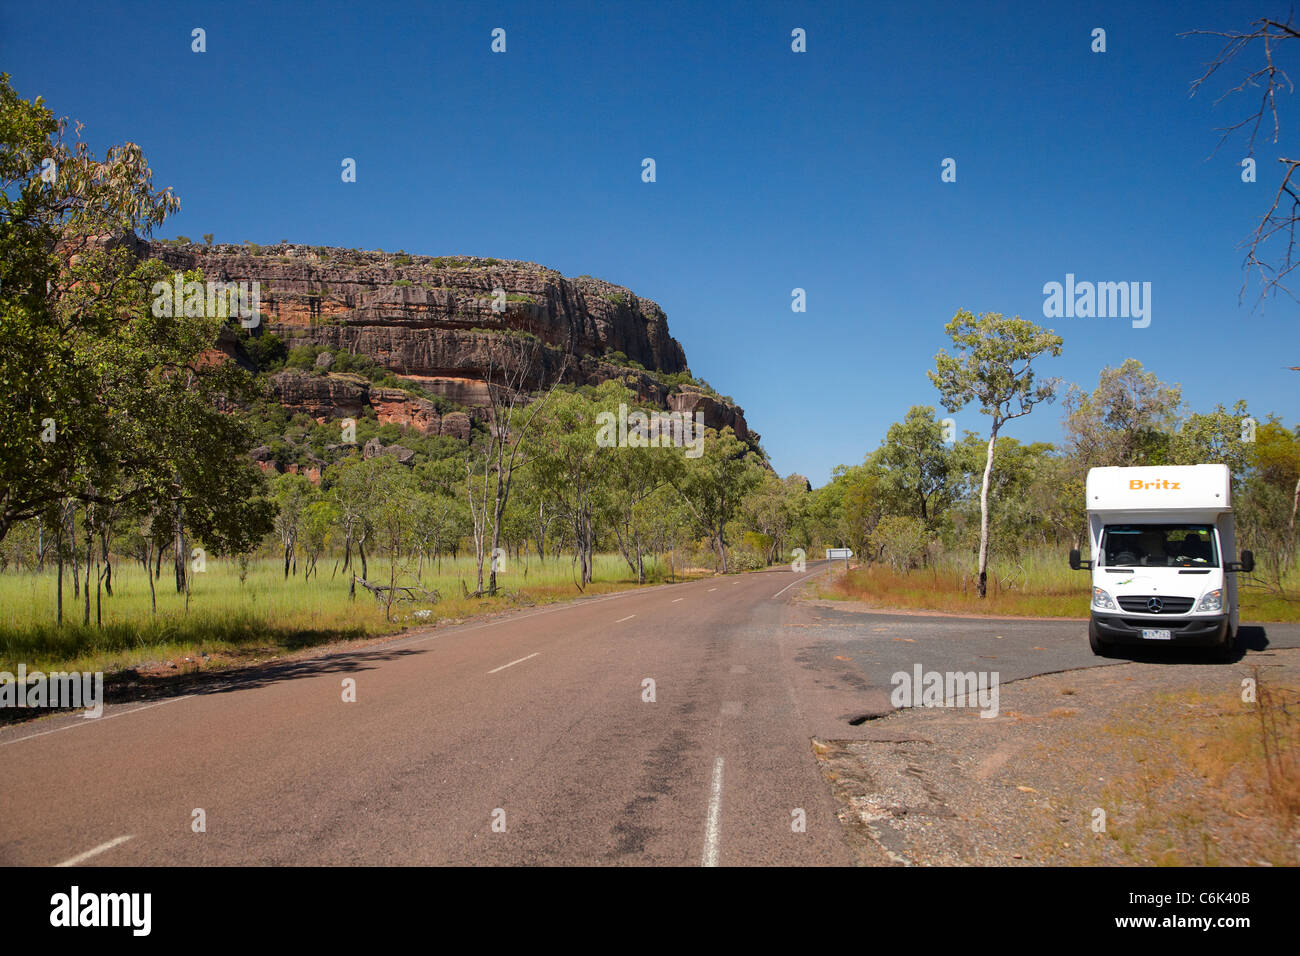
[1090,611,1229,647]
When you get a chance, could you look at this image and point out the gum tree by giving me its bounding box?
[929,311,1063,598]
[0,73,272,582]
[673,427,763,573]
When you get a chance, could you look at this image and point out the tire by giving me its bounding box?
[1212,626,1237,663]
[1088,620,1112,657]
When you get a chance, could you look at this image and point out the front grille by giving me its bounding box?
[1117,595,1195,614]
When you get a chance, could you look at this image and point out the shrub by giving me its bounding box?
[873,516,931,572]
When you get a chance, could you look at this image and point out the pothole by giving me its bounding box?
[847,712,889,726]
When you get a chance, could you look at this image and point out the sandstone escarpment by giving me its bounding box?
[140,238,753,443]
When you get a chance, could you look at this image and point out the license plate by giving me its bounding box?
[1141,628,1172,641]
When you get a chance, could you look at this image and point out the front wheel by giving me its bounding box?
[1088,620,1112,657]
[1212,626,1237,663]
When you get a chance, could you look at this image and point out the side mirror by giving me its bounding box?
[1227,550,1255,573]
[1069,549,1091,571]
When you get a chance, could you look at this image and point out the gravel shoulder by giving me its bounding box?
[813,646,1300,866]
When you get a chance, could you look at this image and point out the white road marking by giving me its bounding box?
[772,572,815,599]
[671,598,684,603]
[0,695,195,748]
[614,614,636,623]
[56,835,133,867]
[488,652,539,674]
[701,756,725,867]
[708,588,718,592]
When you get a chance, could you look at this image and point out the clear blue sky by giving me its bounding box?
[2,0,1294,483]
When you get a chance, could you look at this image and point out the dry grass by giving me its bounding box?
[820,560,1088,618]
[1086,676,1300,865]
[819,548,1300,621]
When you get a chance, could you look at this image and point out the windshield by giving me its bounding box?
[1100,524,1219,568]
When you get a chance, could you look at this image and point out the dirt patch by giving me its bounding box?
[813,648,1300,866]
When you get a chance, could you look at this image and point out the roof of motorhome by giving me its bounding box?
[1085,464,1231,512]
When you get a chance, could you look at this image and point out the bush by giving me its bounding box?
[873,516,931,572]
[729,548,766,572]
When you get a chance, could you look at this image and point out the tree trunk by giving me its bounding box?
[173,500,186,594]
[100,523,113,596]
[56,517,64,626]
[146,538,157,614]
[83,514,93,626]
[976,427,998,599]
[69,506,79,599]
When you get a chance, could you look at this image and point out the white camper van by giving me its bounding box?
[1069,464,1254,659]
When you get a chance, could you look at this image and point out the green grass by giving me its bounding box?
[0,553,683,673]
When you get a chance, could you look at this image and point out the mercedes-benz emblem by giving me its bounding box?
[1146,597,1163,613]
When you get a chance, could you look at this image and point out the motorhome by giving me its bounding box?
[1069,464,1253,659]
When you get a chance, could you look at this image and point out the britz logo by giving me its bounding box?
[1129,479,1181,490]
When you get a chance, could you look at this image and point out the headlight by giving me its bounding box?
[1197,589,1223,612]
[1093,587,1117,610]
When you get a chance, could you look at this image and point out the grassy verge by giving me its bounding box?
[0,554,696,674]
[818,561,1089,618]
[817,552,1300,621]
[1082,674,1300,865]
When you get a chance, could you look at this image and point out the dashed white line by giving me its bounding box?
[772,572,814,599]
[701,756,725,867]
[671,598,684,603]
[56,835,134,867]
[614,614,636,623]
[488,652,539,674]
[708,588,718,592]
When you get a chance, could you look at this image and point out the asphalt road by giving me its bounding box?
[3,562,1295,866]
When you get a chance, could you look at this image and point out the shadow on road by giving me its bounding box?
[1101,624,1272,665]
[0,645,430,726]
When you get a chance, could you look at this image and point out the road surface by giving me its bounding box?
[3,563,1294,866]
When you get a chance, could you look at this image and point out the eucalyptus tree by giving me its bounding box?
[929,311,1063,597]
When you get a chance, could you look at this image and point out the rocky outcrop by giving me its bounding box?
[669,388,749,442]
[268,369,472,440]
[362,436,416,466]
[143,241,688,373]
[137,237,753,444]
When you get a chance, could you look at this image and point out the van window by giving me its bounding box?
[1100,524,1219,568]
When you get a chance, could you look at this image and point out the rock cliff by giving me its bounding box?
[140,238,751,443]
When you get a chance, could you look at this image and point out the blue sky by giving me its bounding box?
[2,0,1295,483]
